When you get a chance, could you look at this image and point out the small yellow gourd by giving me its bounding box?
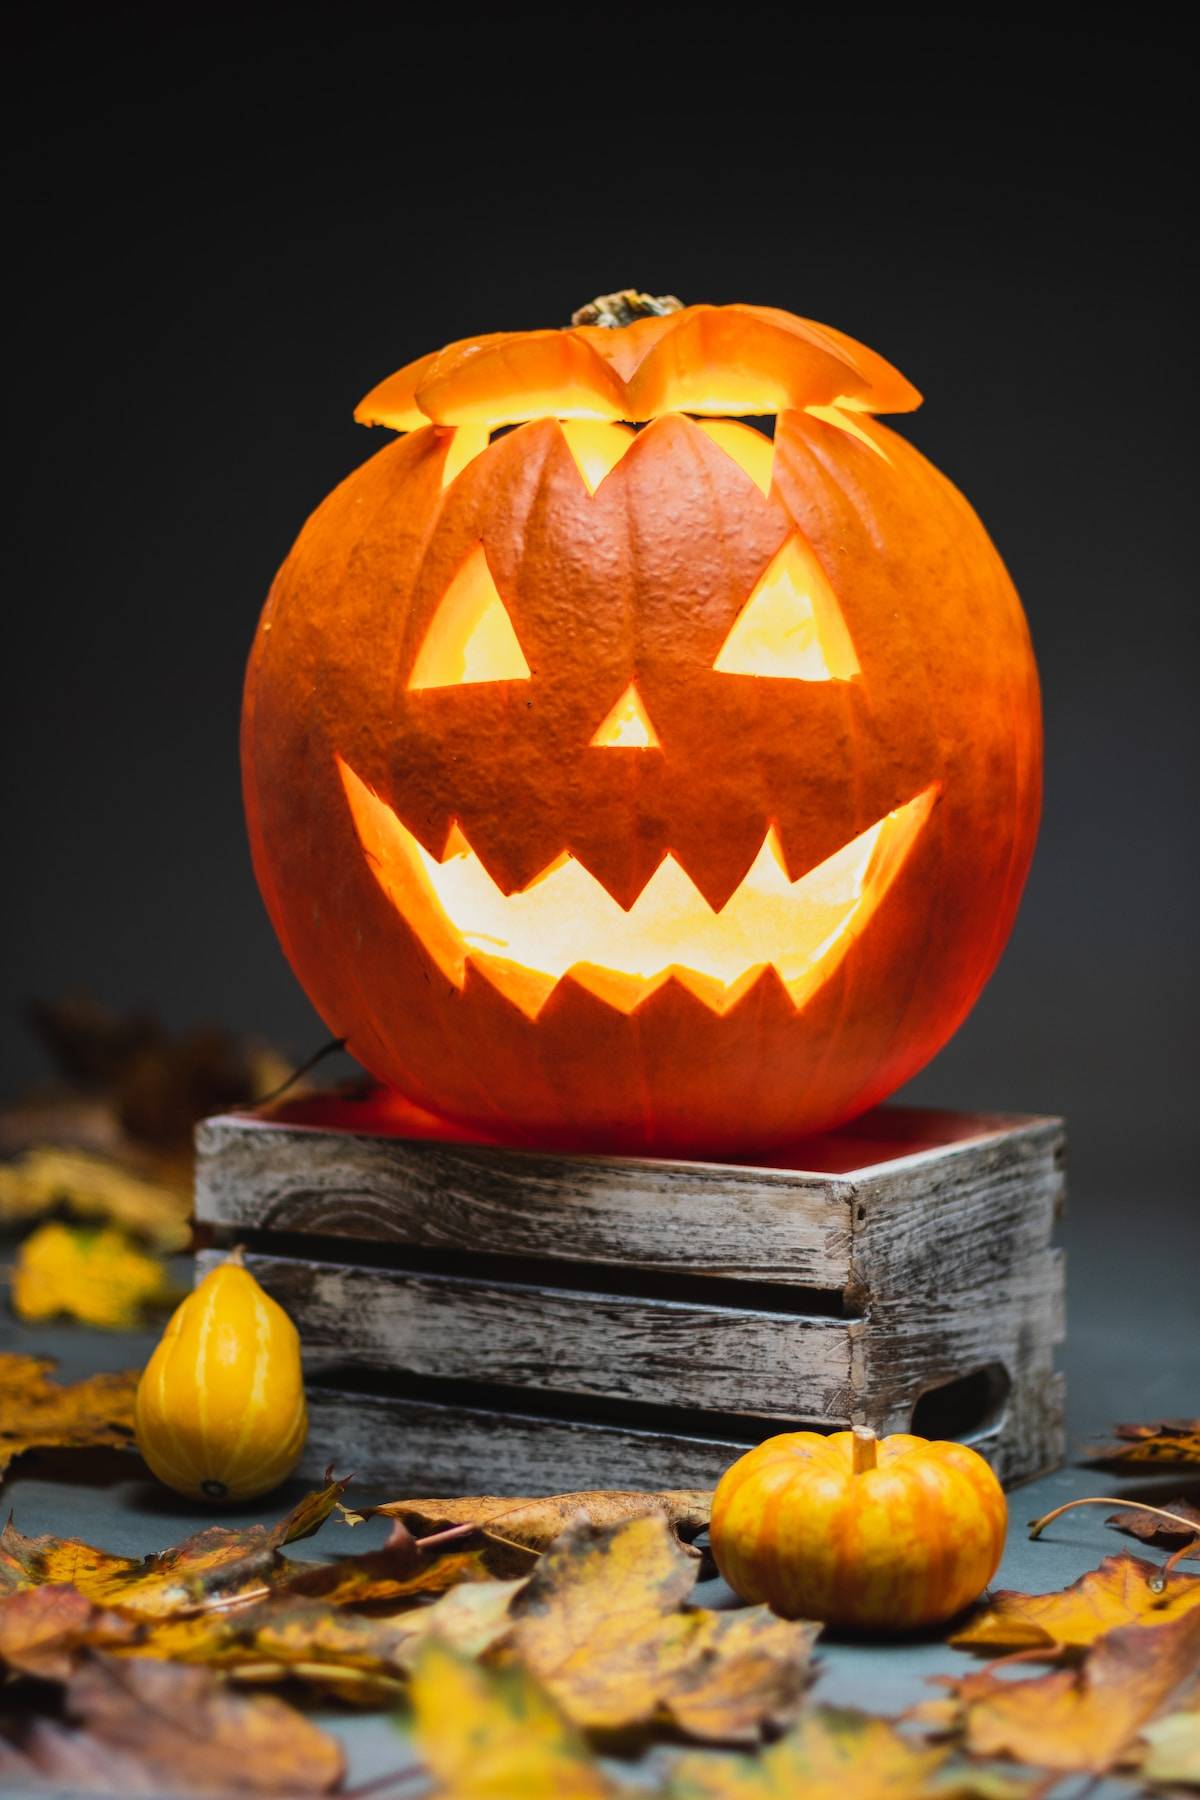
[135,1248,307,1502]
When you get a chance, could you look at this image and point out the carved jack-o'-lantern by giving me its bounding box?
[243,293,1040,1156]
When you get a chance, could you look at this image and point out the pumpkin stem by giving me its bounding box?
[852,1426,878,1474]
[571,290,684,329]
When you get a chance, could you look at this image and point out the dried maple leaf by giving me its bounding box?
[950,1552,1200,1654]
[0,1649,343,1793]
[410,1637,616,1799]
[504,1514,817,1742]
[666,1705,1035,1798]
[1133,1704,1200,1785]
[284,1515,504,1603]
[0,1472,348,1614]
[11,1220,181,1329]
[1085,1418,1200,1470]
[358,1489,712,1566]
[0,1583,139,1678]
[132,1575,525,1705]
[0,1146,191,1250]
[288,1547,499,1605]
[0,1351,137,1484]
[934,1604,1200,1773]
[1107,1495,1200,1555]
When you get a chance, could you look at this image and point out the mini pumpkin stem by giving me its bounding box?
[852,1426,878,1474]
[571,290,684,329]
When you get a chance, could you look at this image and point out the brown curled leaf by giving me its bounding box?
[1084,1418,1200,1470]
[0,1650,343,1793]
[357,1487,712,1569]
[0,1584,140,1679]
[931,1605,1200,1774]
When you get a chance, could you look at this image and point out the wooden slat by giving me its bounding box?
[195,1107,1059,1285]
[194,1118,855,1282]
[301,1386,754,1495]
[196,1249,856,1424]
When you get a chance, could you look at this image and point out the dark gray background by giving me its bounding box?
[3,13,1195,1215]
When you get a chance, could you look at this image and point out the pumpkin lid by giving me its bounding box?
[355,299,921,432]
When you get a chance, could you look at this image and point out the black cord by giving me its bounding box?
[255,1036,349,1108]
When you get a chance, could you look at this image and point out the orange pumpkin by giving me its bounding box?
[709,1427,1007,1630]
[243,292,1041,1155]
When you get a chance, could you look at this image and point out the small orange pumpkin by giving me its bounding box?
[709,1426,1006,1630]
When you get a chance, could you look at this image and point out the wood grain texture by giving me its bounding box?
[302,1385,755,1496]
[193,1104,1067,1489]
[192,1249,856,1422]
[850,1119,1067,1481]
[195,1116,854,1282]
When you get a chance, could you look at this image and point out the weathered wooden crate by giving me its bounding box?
[194,1095,1065,1493]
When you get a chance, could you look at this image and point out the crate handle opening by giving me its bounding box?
[909,1361,1011,1445]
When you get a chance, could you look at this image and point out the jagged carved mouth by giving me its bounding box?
[338,757,937,1021]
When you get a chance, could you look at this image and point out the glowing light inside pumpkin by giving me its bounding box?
[408,545,530,689]
[339,757,936,1020]
[439,424,490,488]
[694,419,775,496]
[590,683,661,748]
[806,402,891,462]
[559,419,636,493]
[714,536,860,681]
[646,371,795,419]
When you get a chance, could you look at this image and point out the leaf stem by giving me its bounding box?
[1027,1496,1200,1541]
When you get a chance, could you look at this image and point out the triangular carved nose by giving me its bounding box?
[589,682,662,749]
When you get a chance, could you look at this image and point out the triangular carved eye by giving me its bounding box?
[408,545,531,690]
[714,536,860,681]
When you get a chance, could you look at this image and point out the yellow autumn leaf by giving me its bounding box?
[950,1553,1200,1654]
[505,1514,818,1741]
[10,1221,180,1329]
[1134,1707,1200,1785]
[410,1638,615,1799]
[667,1706,1035,1798]
[0,1474,348,1614]
[0,1352,137,1484]
[128,1576,524,1706]
[0,1147,191,1250]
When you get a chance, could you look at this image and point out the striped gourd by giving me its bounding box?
[135,1248,307,1501]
